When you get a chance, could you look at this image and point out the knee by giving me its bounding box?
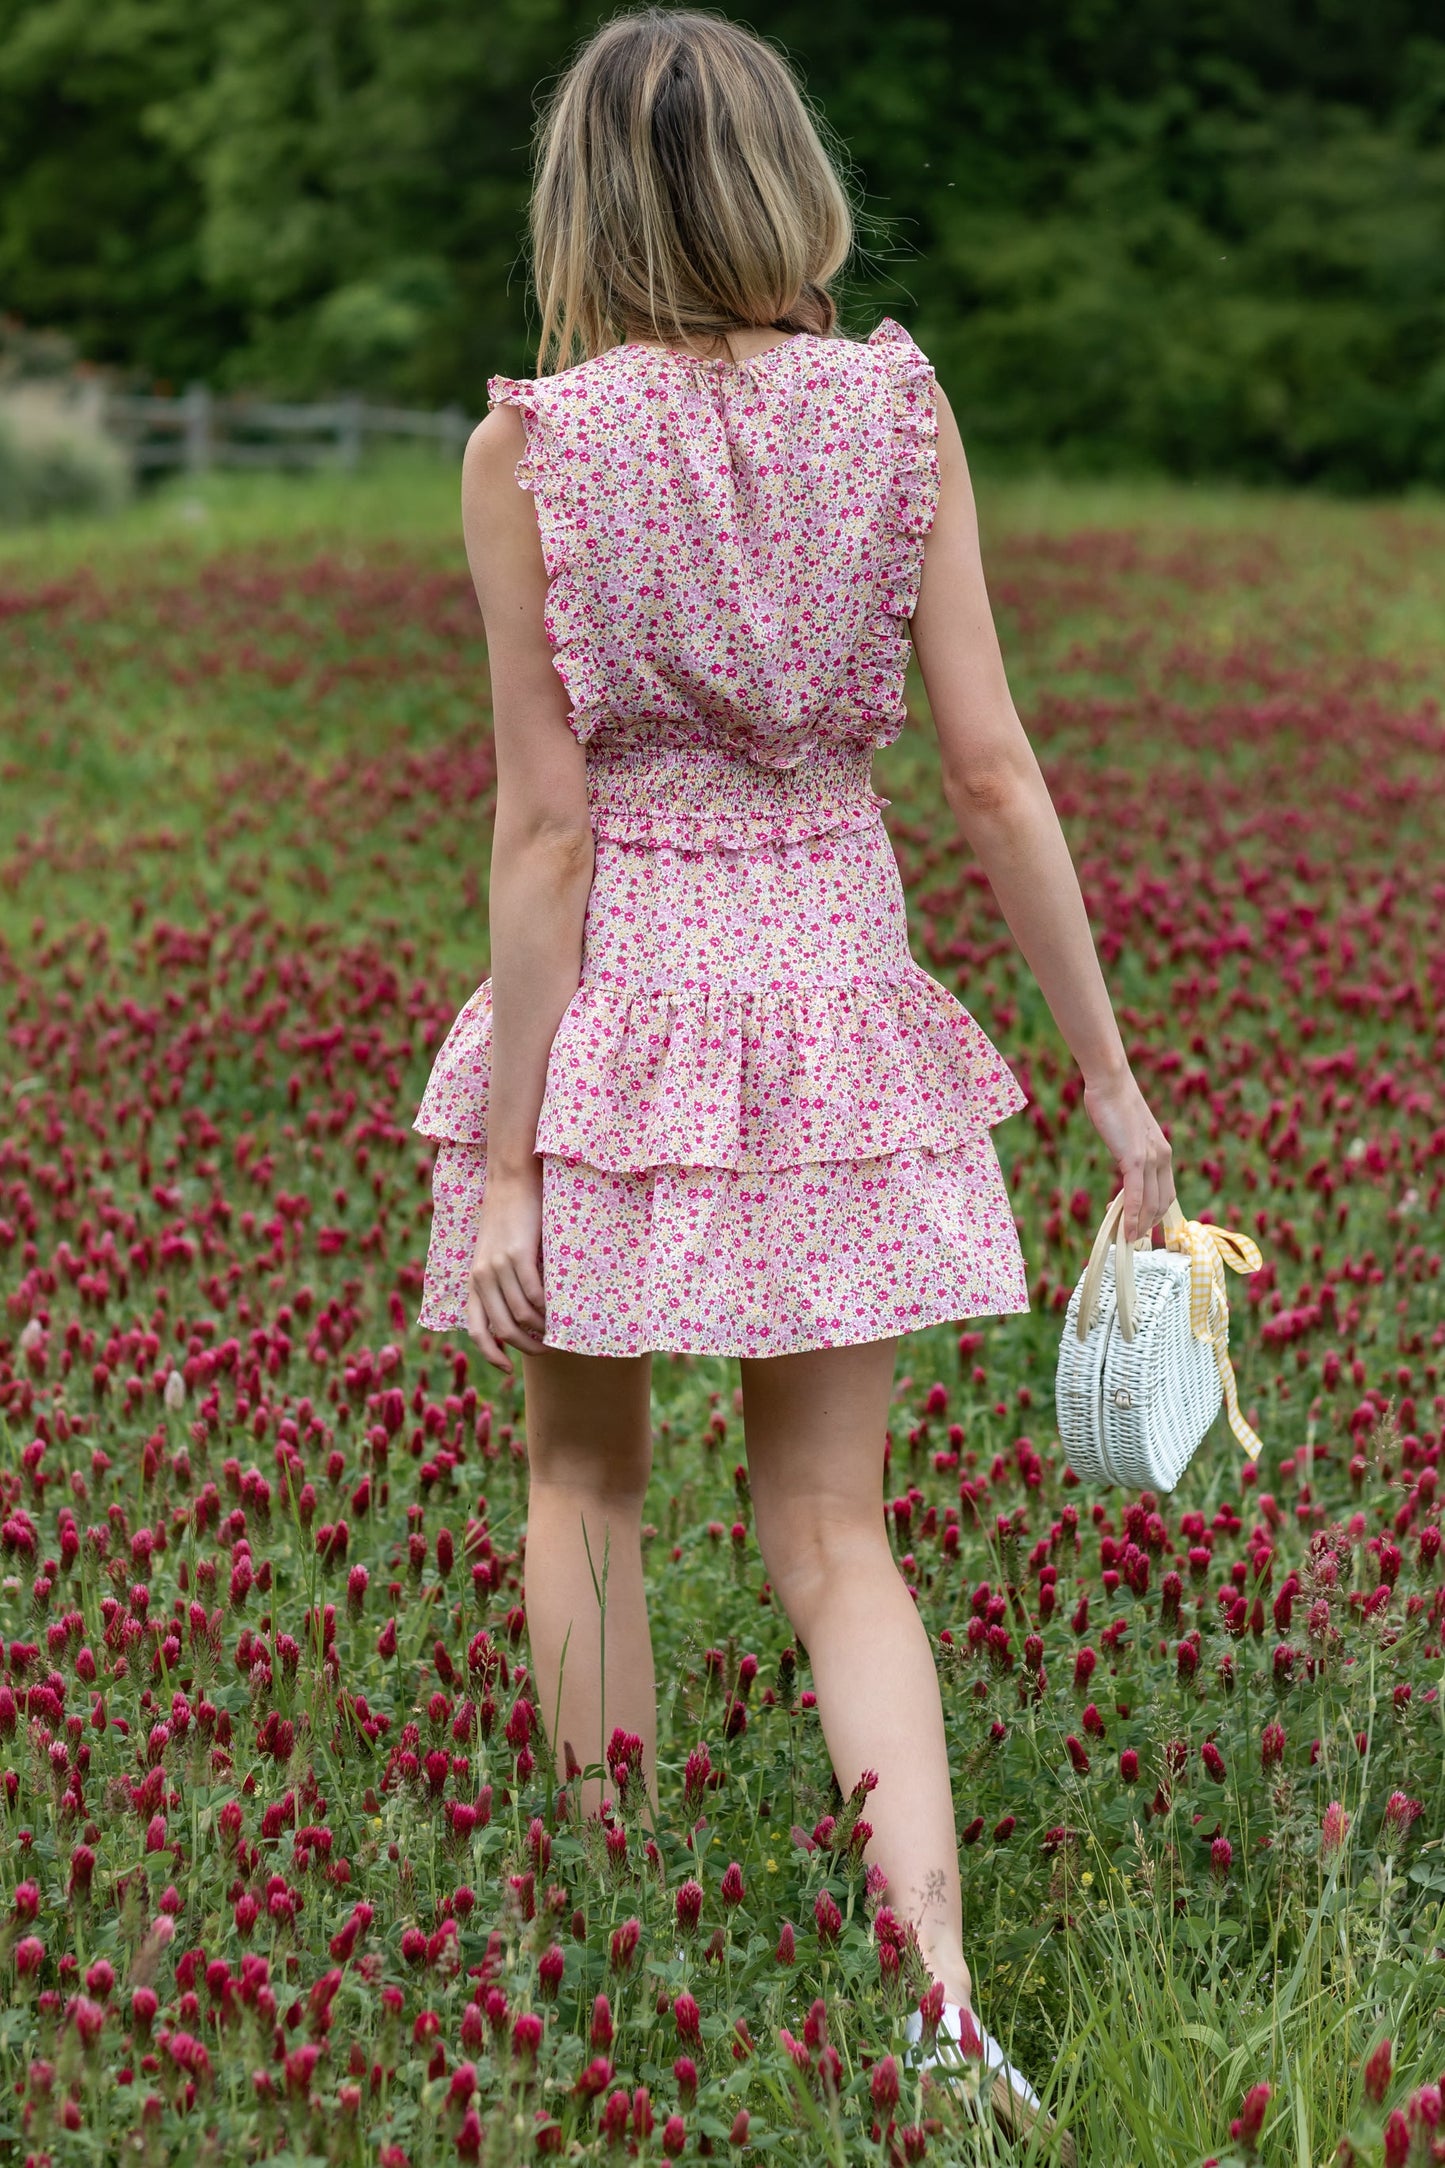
[526,1457,651,1515]
[754,1503,888,1635]
[521,1351,652,1509]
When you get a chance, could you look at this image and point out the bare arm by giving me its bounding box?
[908,382,1174,1243]
[460,404,596,1372]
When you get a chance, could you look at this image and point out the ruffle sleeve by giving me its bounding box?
[865,318,942,620]
[485,373,573,584]
[487,370,610,742]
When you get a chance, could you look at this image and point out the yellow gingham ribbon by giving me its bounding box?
[1161,1213,1265,1460]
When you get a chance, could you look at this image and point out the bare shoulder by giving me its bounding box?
[458,407,546,625]
[461,405,542,583]
[929,376,971,475]
[463,405,527,494]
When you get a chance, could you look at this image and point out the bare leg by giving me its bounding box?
[518,1346,659,1827]
[740,1338,973,2010]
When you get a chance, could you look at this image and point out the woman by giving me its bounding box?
[415,8,1173,2153]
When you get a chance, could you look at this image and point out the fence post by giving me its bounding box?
[440,403,466,462]
[183,383,212,475]
[337,394,364,473]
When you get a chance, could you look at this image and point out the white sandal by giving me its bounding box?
[903,2001,1076,2162]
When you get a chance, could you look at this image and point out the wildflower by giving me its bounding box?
[1364,2039,1392,2104]
[872,2055,901,2111]
[729,2109,750,2144]
[446,2055,480,2107]
[1383,1792,1422,1841]
[69,1995,106,2048]
[720,1860,745,1905]
[662,2116,686,2158]
[1260,1721,1286,1770]
[673,1992,701,2046]
[601,2091,630,2143]
[1406,2085,1444,2134]
[1384,2111,1409,2167]
[1120,1748,1139,1783]
[675,1879,703,1935]
[574,2056,614,2099]
[1321,1801,1350,1861]
[775,1920,795,1965]
[682,1745,712,1813]
[780,2028,811,2074]
[609,1918,640,1973]
[1066,1734,1090,1774]
[1201,1741,1226,1782]
[590,1994,614,2051]
[277,2039,316,2100]
[1210,1836,1232,1881]
[814,1889,842,1942]
[673,2055,697,2107]
[1229,2082,1271,2153]
[511,2012,543,2061]
[606,1725,646,1804]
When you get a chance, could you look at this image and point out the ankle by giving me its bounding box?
[922,1962,972,2010]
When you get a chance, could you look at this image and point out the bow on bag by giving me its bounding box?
[1161,1202,1265,1460]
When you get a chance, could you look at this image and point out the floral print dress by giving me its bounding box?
[413,319,1031,1357]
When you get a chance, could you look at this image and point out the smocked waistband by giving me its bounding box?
[584,739,888,852]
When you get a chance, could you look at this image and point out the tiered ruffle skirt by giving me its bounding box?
[413,743,1031,1357]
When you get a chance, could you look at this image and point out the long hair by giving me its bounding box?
[527,7,856,372]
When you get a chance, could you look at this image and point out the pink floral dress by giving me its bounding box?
[413,319,1031,1357]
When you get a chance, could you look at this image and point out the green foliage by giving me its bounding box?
[0,0,1442,480]
[916,93,1445,488]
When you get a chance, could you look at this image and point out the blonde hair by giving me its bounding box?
[527,6,856,373]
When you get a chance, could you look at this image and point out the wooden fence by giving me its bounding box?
[98,384,477,474]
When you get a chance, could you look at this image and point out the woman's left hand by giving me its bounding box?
[465,1165,547,1377]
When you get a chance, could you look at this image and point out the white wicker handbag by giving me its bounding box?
[1055,1193,1265,1493]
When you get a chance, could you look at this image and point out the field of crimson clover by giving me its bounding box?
[1,468,1444,2167]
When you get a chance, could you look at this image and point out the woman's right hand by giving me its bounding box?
[465,1167,548,1378]
[1081,1066,1176,1243]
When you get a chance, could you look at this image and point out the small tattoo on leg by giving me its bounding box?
[917,1867,947,1917]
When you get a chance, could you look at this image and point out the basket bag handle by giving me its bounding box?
[1073,1188,1154,1343]
[1074,1191,1267,1460]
